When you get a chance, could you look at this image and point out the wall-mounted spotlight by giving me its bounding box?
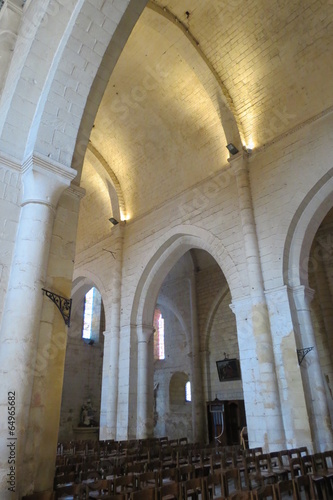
[109,217,119,225]
[226,143,239,155]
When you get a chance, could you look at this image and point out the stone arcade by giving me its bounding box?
[0,0,333,497]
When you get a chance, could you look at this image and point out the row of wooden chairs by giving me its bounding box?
[57,438,190,458]
[53,472,320,499]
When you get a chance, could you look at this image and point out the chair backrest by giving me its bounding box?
[112,474,135,494]
[278,450,290,468]
[274,479,297,500]
[158,481,181,499]
[252,483,277,499]
[223,467,241,497]
[323,450,333,469]
[268,451,283,469]
[298,446,308,457]
[294,474,315,500]
[182,477,204,499]
[86,478,111,495]
[179,464,195,481]
[256,454,273,472]
[205,471,224,499]
[300,454,314,474]
[312,452,326,472]
[130,488,156,500]
[289,457,304,479]
[159,466,179,484]
[136,471,158,489]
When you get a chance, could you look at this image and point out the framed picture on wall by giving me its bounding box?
[216,358,241,382]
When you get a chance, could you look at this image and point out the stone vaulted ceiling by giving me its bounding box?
[78,0,333,245]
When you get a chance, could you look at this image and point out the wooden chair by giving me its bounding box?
[298,447,308,458]
[125,463,145,475]
[130,488,156,500]
[182,477,205,500]
[179,464,195,482]
[112,474,136,497]
[136,471,159,490]
[242,455,262,491]
[255,455,277,485]
[204,471,225,500]
[277,452,291,476]
[294,474,315,500]
[311,452,333,496]
[209,453,223,474]
[268,453,289,481]
[159,467,179,485]
[86,478,112,498]
[274,479,297,500]
[301,455,328,500]
[322,450,333,496]
[251,484,277,500]
[288,458,303,481]
[158,481,181,499]
[222,468,242,498]
[227,492,252,500]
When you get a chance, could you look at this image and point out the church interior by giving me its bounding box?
[1,0,333,498]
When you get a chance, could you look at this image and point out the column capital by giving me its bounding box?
[227,151,249,175]
[290,285,315,308]
[229,295,252,316]
[21,152,77,208]
[65,183,86,201]
[137,324,154,343]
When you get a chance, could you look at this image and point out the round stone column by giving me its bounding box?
[229,152,285,450]
[291,285,333,451]
[0,154,76,499]
[188,273,205,443]
[137,324,154,439]
[100,224,124,440]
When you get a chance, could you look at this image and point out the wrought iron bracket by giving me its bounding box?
[42,288,72,326]
[297,347,314,366]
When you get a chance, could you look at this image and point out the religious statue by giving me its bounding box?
[79,399,98,427]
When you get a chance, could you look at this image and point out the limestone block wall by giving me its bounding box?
[154,306,192,440]
[250,112,333,292]
[207,290,243,403]
[154,255,192,440]
[70,114,333,445]
[58,295,104,442]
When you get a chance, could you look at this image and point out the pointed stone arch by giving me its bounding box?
[131,225,243,329]
[283,166,333,288]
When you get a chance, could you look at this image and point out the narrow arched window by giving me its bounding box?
[153,308,165,360]
[82,287,102,344]
[185,381,191,402]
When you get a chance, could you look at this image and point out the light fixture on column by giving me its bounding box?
[109,217,119,225]
[226,143,239,155]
